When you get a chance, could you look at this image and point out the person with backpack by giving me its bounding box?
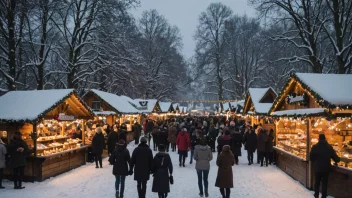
[151,144,173,198]
[109,140,131,198]
[0,138,7,189]
[130,137,153,198]
[194,138,213,198]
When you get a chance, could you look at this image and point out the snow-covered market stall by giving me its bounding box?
[0,89,94,181]
[243,87,277,131]
[270,73,352,197]
[83,89,141,142]
[158,102,174,120]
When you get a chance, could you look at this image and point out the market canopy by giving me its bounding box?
[128,99,161,113]
[84,89,140,114]
[270,73,352,116]
[0,89,93,123]
[243,87,277,115]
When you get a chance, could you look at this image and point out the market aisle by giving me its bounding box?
[1,141,317,198]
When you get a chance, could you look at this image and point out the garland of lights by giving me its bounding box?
[0,90,94,124]
[269,72,352,115]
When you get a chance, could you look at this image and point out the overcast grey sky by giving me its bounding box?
[131,0,256,59]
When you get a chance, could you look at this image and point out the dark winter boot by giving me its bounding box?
[205,190,209,198]
[115,191,120,198]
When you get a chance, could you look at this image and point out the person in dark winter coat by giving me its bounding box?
[230,128,242,165]
[176,129,190,167]
[130,137,153,198]
[189,130,199,164]
[194,138,213,198]
[132,121,142,145]
[146,119,154,146]
[151,125,160,151]
[266,129,274,165]
[215,145,234,198]
[310,134,340,198]
[217,129,232,155]
[118,127,127,143]
[109,140,131,198]
[208,124,218,152]
[92,127,105,168]
[257,128,268,167]
[243,126,257,165]
[8,132,29,189]
[0,138,7,189]
[152,144,173,198]
[107,124,119,156]
[158,125,169,152]
[168,124,177,152]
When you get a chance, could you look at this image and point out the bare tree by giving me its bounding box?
[194,2,233,100]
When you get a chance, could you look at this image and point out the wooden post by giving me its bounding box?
[82,120,86,145]
[306,118,312,189]
[33,122,37,157]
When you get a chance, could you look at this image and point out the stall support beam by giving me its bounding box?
[306,118,312,189]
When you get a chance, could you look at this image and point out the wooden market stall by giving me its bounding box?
[243,87,277,130]
[270,73,352,197]
[83,89,141,142]
[158,102,174,120]
[0,89,94,181]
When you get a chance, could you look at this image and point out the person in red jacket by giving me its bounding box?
[176,128,190,167]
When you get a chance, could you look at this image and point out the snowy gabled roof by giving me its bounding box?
[89,89,139,114]
[179,106,188,113]
[294,73,352,107]
[0,89,93,123]
[159,102,172,113]
[129,99,159,113]
[172,103,179,110]
[244,88,277,114]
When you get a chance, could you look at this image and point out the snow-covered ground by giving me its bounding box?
[1,142,319,198]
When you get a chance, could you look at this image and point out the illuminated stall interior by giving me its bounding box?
[270,73,352,197]
[0,89,93,181]
[243,87,277,129]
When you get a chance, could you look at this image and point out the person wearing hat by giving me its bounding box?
[109,139,131,198]
[8,132,29,189]
[310,134,340,198]
[176,128,190,167]
[130,137,153,198]
[0,138,7,189]
[151,144,173,198]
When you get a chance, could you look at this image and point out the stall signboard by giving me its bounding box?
[56,113,75,121]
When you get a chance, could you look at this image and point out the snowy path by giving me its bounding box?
[1,142,316,198]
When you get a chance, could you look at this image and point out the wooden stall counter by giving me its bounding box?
[274,146,309,187]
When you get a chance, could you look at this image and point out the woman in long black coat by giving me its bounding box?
[230,128,243,165]
[243,127,257,165]
[107,124,119,156]
[109,140,131,198]
[152,144,173,198]
[92,128,105,168]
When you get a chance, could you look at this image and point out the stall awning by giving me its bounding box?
[0,89,93,123]
[271,108,325,117]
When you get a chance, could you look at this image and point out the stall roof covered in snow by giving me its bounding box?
[272,108,325,117]
[295,73,352,107]
[88,89,139,114]
[179,106,188,113]
[0,89,93,123]
[159,102,172,113]
[243,87,277,115]
[128,99,159,113]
